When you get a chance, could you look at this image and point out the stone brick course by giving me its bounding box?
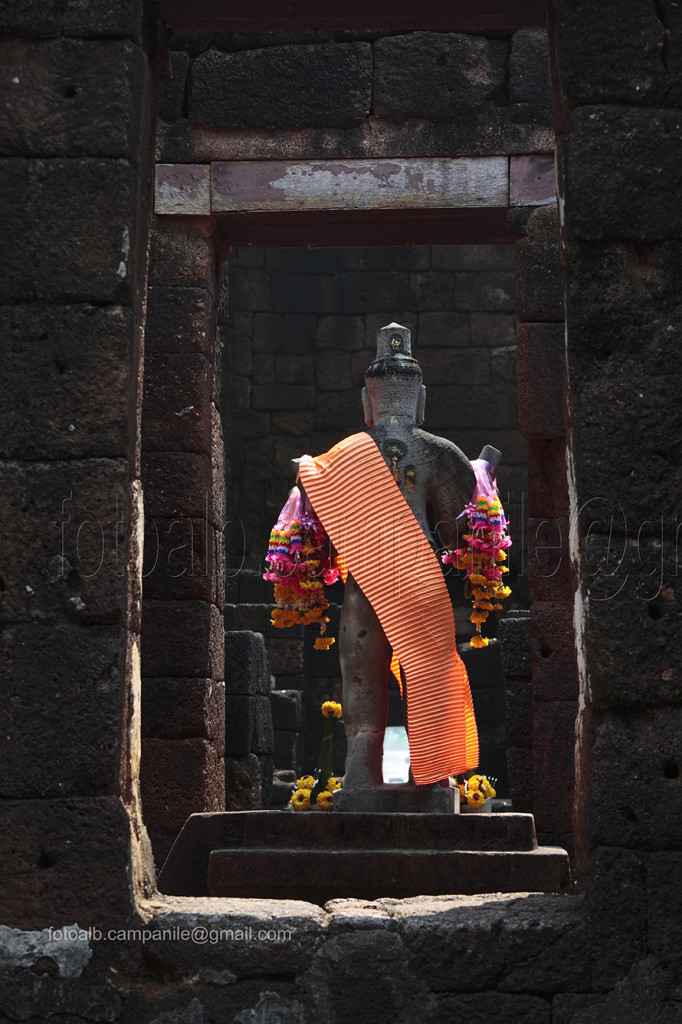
[551,0,668,110]
[588,705,682,850]
[527,516,573,604]
[142,352,213,454]
[0,796,134,929]
[145,286,217,357]
[0,38,146,158]
[373,33,507,123]
[149,221,217,290]
[0,0,62,38]
[571,374,682,527]
[0,158,136,305]
[515,238,564,321]
[516,322,566,438]
[533,699,577,841]
[581,533,682,707]
[1,621,122,799]
[141,677,225,741]
[564,107,682,242]
[159,27,554,162]
[223,630,274,806]
[509,28,553,125]
[225,751,267,810]
[526,438,569,518]
[0,304,133,460]
[142,517,219,603]
[141,736,224,863]
[158,50,190,122]
[142,600,224,679]
[565,240,682,382]
[531,602,579,702]
[0,459,129,625]
[190,43,372,129]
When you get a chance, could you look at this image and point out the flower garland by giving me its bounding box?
[264,486,340,649]
[442,459,512,648]
[454,772,497,810]
[291,773,342,812]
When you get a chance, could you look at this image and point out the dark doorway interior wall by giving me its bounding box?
[221,243,528,796]
[221,244,526,578]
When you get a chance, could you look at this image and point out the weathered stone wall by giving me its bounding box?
[0,0,155,926]
[509,199,576,857]
[139,216,228,866]
[2,5,682,1023]
[223,630,274,811]
[225,574,349,780]
[157,27,554,161]
[552,0,682,949]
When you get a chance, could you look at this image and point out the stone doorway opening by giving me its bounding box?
[221,240,526,807]
[143,13,574,877]
[142,191,573,873]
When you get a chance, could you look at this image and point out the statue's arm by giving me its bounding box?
[427,443,476,551]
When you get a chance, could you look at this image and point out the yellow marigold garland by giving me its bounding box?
[454,772,497,811]
[289,704,344,811]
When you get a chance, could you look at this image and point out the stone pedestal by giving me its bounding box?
[158,810,570,902]
[333,782,455,813]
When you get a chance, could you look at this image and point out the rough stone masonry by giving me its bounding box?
[1,3,681,1022]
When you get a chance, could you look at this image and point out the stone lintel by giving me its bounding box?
[510,153,556,206]
[154,156,558,217]
[155,163,211,215]
[211,157,509,212]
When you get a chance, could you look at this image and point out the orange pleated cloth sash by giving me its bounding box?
[299,431,479,784]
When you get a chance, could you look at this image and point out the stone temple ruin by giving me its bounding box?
[1,1,682,1021]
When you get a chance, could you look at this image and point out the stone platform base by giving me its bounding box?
[158,811,570,901]
[333,782,455,813]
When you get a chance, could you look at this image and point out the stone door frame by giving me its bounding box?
[142,142,573,865]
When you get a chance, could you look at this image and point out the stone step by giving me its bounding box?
[157,810,570,898]
[207,846,570,901]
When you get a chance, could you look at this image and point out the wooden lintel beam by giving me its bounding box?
[211,157,509,214]
[155,155,555,219]
[154,155,555,245]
